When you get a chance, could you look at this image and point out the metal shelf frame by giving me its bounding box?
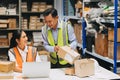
[82,0,119,73]
[113,0,118,73]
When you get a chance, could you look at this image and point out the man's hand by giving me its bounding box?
[54,46,60,52]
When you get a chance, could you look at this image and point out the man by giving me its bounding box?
[42,8,77,68]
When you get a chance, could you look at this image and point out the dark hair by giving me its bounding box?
[9,30,24,48]
[43,8,58,18]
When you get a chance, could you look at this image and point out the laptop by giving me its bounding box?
[22,62,50,78]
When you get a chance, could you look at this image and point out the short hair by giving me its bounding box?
[43,8,58,18]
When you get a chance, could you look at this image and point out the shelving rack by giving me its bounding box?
[0,0,54,60]
[82,0,120,73]
[113,0,118,73]
[0,0,20,60]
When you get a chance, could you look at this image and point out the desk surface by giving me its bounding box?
[0,66,120,80]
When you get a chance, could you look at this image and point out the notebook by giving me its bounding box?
[22,62,50,78]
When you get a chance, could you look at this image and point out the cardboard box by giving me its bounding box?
[0,19,9,23]
[0,76,13,79]
[38,50,50,61]
[0,7,6,15]
[0,24,7,28]
[0,61,15,72]
[95,33,108,57]
[108,28,120,42]
[65,67,75,75]
[8,19,16,29]
[108,41,120,60]
[57,46,80,64]
[46,5,53,9]
[0,38,8,46]
[29,23,36,29]
[74,59,94,78]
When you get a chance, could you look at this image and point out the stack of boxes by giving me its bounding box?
[95,33,108,57]
[94,28,120,60]
[32,32,43,46]
[0,19,16,47]
[0,7,7,15]
[39,2,46,12]
[31,2,53,12]
[21,2,27,12]
[0,33,12,47]
[108,28,120,60]
[29,16,38,30]
[32,2,40,12]
[0,35,8,47]
[0,19,9,28]
[8,19,16,29]
[21,18,28,29]
[0,19,16,29]
[21,1,53,30]
[22,16,44,30]
[21,1,53,13]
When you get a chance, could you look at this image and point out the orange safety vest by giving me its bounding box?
[13,46,36,68]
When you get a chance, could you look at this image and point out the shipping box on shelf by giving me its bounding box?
[108,28,120,42]
[57,46,80,64]
[0,61,15,72]
[95,33,108,57]
[39,2,46,12]
[8,19,16,29]
[21,2,27,12]
[0,24,7,28]
[0,38,9,46]
[108,41,120,60]
[74,59,94,78]
[0,19,9,23]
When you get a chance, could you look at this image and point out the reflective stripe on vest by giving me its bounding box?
[13,46,36,68]
[45,21,69,65]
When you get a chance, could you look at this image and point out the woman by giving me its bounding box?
[8,30,41,73]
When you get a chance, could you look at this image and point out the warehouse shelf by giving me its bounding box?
[0,46,9,48]
[23,29,41,32]
[85,50,120,64]
[0,14,19,17]
[82,0,120,73]
[21,12,43,14]
[63,16,81,20]
[0,0,54,59]
[0,0,20,58]
[0,28,20,31]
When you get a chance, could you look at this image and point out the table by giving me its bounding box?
[0,66,120,80]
